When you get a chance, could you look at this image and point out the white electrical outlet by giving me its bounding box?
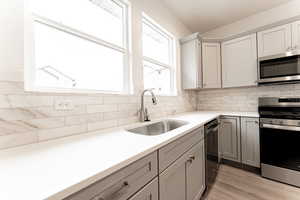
[55,100,74,110]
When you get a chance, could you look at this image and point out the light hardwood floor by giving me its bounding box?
[202,165,300,200]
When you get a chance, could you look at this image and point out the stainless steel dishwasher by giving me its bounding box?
[204,119,220,191]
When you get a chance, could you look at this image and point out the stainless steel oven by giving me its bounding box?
[258,51,300,85]
[259,97,300,187]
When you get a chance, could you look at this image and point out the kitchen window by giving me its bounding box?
[142,15,176,95]
[26,0,130,93]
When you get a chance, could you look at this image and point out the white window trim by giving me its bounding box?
[142,14,177,96]
[24,0,132,94]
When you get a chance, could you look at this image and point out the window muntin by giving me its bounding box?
[142,16,175,95]
[28,0,130,93]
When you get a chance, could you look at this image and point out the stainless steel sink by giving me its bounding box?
[127,119,188,136]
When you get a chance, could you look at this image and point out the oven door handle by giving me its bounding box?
[261,123,300,131]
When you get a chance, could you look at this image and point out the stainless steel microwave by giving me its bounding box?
[258,50,300,85]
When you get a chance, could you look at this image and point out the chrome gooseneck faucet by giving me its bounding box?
[140,88,158,122]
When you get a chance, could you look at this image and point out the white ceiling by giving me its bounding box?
[162,0,293,33]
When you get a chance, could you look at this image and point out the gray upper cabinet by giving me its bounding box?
[220,116,241,162]
[241,117,260,168]
[257,24,292,58]
[180,33,202,89]
[128,178,159,200]
[221,34,258,88]
[292,20,300,51]
[186,141,206,200]
[202,42,222,89]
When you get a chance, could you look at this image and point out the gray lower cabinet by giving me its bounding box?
[159,128,203,173]
[64,152,158,200]
[241,117,260,168]
[128,178,158,200]
[159,149,187,200]
[220,116,260,168]
[220,116,241,162]
[64,126,206,200]
[160,139,205,200]
[186,141,206,200]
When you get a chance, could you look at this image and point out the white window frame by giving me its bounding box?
[142,14,176,96]
[24,0,132,94]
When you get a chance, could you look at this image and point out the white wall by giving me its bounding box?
[0,0,24,81]
[202,0,300,38]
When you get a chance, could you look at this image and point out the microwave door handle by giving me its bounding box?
[261,123,300,131]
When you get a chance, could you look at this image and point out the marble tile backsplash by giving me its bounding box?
[0,81,197,150]
[197,84,300,112]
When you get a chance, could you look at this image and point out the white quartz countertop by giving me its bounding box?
[0,111,258,200]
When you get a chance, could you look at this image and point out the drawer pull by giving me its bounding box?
[92,181,129,200]
[187,156,195,163]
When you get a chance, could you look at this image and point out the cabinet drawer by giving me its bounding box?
[64,152,158,200]
[128,178,158,200]
[159,127,204,172]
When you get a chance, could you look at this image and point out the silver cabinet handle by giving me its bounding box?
[187,156,195,163]
[92,181,129,200]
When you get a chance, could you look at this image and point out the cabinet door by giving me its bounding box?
[257,24,292,57]
[220,117,241,162]
[221,34,257,88]
[128,178,158,200]
[186,141,206,200]
[202,42,221,89]
[159,151,187,200]
[292,20,300,50]
[180,35,202,89]
[241,117,260,168]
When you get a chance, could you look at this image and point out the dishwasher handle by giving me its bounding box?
[206,123,219,133]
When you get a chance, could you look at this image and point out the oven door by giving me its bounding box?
[260,123,300,171]
[258,54,300,84]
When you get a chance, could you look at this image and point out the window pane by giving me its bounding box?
[143,22,171,65]
[143,61,171,95]
[34,22,124,92]
[31,0,124,47]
